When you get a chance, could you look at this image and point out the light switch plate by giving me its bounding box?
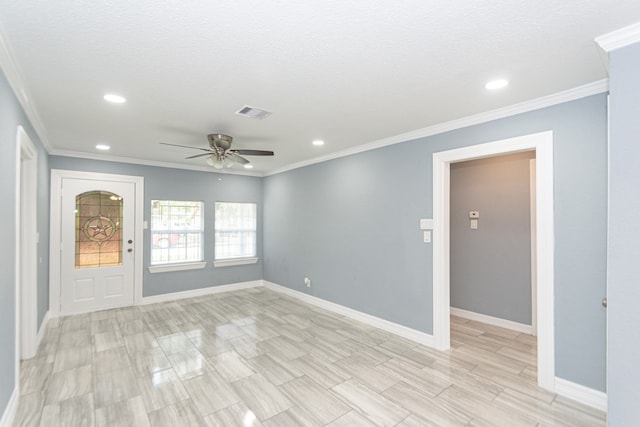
[423,231,431,243]
[470,219,478,229]
[420,219,433,230]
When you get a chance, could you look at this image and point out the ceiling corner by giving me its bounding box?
[0,25,53,153]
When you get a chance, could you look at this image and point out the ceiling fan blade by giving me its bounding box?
[160,142,211,152]
[185,152,214,159]
[232,149,274,156]
[226,152,250,164]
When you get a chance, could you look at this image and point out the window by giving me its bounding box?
[150,200,204,266]
[75,191,122,268]
[215,202,257,265]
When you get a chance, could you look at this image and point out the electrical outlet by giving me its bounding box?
[304,277,311,288]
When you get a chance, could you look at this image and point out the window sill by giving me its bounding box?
[148,261,207,274]
[213,257,259,268]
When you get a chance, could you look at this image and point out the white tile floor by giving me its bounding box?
[12,287,606,426]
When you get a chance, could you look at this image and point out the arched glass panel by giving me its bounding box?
[75,191,123,268]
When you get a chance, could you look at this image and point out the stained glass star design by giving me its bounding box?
[83,216,117,242]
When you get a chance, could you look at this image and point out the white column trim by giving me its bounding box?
[16,126,39,361]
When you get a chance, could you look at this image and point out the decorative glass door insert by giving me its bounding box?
[75,191,123,268]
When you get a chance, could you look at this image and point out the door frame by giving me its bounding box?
[432,131,555,391]
[530,158,537,336]
[49,169,144,316]
[15,126,38,366]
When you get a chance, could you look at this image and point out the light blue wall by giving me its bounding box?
[49,157,263,297]
[450,152,535,325]
[263,93,608,391]
[607,42,640,425]
[0,70,49,418]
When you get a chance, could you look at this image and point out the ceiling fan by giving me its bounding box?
[161,133,274,169]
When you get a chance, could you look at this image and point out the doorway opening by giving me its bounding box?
[449,152,536,335]
[432,131,555,391]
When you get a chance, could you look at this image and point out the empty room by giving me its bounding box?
[1,2,639,426]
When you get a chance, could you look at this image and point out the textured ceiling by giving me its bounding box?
[0,1,638,174]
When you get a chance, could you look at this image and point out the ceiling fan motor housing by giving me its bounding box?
[207,133,233,150]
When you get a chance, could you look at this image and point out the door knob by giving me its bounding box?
[127,248,133,253]
[128,240,133,244]
[601,298,607,308]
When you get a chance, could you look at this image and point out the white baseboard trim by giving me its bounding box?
[555,377,607,412]
[140,280,263,305]
[263,281,434,347]
[36,310,51,351]
[451,307,533,335]
[0,387,18,427]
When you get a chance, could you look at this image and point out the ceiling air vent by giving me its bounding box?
[235,105,272,120]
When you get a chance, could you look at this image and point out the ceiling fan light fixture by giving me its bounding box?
[207,157,224,169]
[207,156,234,169]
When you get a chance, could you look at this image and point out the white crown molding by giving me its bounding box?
[0,26,52,153]
[555,377,607,412]
[263,281,434,347]
[49,149,264,177]
[595,22,640,53]
[265,79,608,177]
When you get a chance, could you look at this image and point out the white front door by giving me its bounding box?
[60,178,136,313]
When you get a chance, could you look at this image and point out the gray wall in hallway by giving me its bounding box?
[607,42,640,424]
[263,93,608,391]
[49,157,263,297]
[450,152,535,325]
[0,69,50,418]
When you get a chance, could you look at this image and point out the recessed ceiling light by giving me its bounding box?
[485,79,509,90]
[103,93,126,103]
[244,164,254,169]
[312,140,325,146]
[95,144,110,150]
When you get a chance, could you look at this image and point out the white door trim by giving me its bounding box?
[14,126,38,395]
[432,131,555,391]
[49,169,144,316]
[530,158,538,336]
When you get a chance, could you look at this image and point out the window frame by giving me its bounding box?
[214,201,258,267]
[148,199,206,273]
